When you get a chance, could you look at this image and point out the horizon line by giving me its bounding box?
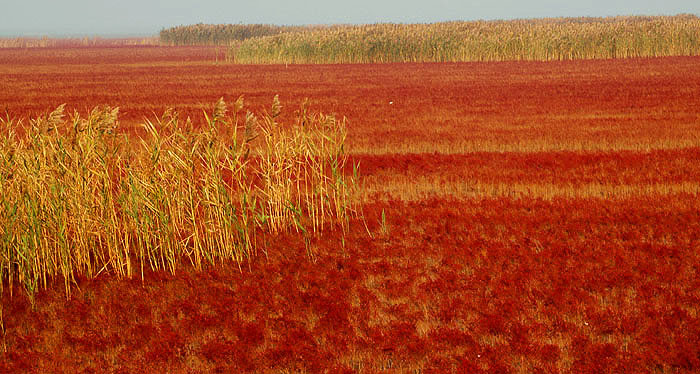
[1,12,698,39]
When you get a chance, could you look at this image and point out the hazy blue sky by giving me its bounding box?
[1,0,698,37]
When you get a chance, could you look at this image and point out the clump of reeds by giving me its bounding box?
[230,15,700,63]
[158,24,306,46]
[0,96,359,302]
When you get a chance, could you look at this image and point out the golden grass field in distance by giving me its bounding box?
[158,15,700,63]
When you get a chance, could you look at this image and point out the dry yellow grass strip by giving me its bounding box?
[362,175,700,201]
[349,136,700,155]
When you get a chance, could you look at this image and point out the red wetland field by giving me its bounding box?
[1,45,700,373]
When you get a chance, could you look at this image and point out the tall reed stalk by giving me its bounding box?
[0,96,359,302]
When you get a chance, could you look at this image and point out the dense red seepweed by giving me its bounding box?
[1,46,700,373]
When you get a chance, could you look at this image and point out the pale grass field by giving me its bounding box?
[362,176,700,201]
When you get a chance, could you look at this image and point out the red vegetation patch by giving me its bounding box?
[1,46,700,372]
[2,197,698,372]
[2,48,699,155]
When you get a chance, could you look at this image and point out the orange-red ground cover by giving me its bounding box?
[1,46,700,373]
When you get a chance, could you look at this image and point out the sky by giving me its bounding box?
[1,0,699,37]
